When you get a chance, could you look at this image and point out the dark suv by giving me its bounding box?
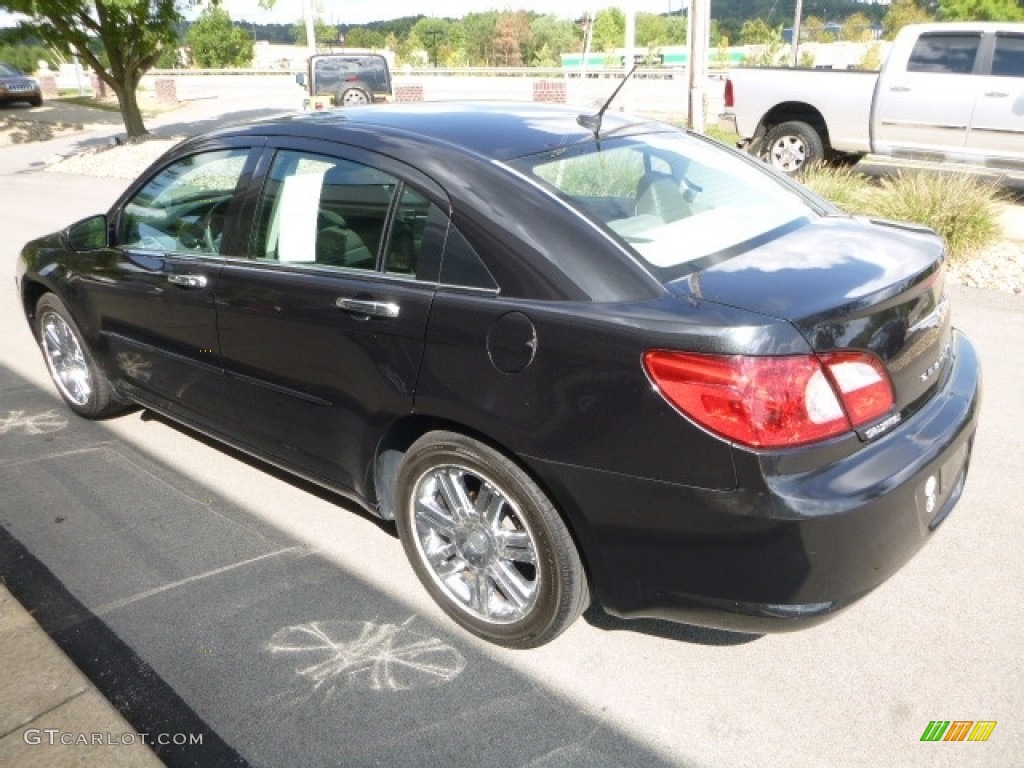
[0,63,43,107]
[298,54,392,107]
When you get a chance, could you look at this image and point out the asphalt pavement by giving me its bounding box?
[1,88,1023,768]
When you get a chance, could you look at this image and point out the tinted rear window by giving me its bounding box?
[508,132,817,283]
[992,34,1024,78]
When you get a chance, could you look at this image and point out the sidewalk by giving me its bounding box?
[0,586,163,767]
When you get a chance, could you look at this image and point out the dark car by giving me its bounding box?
[17,103,981,648]
[0,62,43,107]
[297,54,392,107]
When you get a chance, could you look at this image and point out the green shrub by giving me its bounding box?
[801,166,1005,260]
[869,171,1005,260]
[800,164,873,213]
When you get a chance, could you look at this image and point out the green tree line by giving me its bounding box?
[1,0,1019,138]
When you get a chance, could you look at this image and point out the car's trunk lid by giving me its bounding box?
[669,216,953,424]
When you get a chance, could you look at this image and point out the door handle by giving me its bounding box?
[335,297,400,318]
[983,91,1009,98]
[167,274,208,289]
[889,86,911,92]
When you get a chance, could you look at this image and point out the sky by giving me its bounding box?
[217,0,691,25]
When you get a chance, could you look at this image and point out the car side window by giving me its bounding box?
[384,185,432,278]
[992,34,1024,78]
[907,33,981,75]
[440,225,498,291]
[117,149,249,255]
[252,150,396,272]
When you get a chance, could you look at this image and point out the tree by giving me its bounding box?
[494,11,529,66]
[938,0,1024,20]
[739,18,776,45]
[461,12,498,65]
[636,12,686,47]
[527,14,579,66]
[840,12,874,43]
[883,0,934,40]
[591,7,625,53]
[410,17,450,66]
[802,16,834,43]
[344,27,385,49]
[187,7,252,68]
[1,0,178,137]
[292,16,337,50]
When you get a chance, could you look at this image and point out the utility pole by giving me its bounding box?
[687,0,710,132]
[302,0,317,58]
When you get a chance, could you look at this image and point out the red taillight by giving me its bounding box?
[643,350,895,449]
[723,79,734,108]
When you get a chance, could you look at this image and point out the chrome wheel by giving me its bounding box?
[411,464,540,624]
[40,310,93,407]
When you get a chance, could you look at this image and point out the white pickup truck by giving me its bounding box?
[719,23,1024,176]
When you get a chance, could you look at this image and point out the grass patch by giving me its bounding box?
[800,165,1005,261]
[701,125,741,148]
[57,95,123,112]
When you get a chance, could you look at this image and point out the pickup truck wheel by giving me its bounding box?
[761,121,823,175]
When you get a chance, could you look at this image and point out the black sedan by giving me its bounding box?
[16,103,981,647]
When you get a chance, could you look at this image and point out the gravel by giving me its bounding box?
[38,135,1024,296]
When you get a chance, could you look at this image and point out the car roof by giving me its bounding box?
[230,101,660,163]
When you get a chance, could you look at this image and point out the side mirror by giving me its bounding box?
[64,214,108,251]
[295,72,306,88]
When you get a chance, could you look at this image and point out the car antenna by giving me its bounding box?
[577,60,640,139]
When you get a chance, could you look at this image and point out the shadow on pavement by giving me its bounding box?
[0,363,701,768]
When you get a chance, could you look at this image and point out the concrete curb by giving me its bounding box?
[0,586,163,767]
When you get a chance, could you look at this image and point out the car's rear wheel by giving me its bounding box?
[338,88,370,106]
[36,294,122,418]
[395,431,589,648]
[761,120,824,175]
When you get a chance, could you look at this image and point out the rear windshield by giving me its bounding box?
[508,131,817,283]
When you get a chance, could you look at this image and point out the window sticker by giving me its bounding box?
[277,171,325,263]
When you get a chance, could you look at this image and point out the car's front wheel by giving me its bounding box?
[395,432,589,648]
[36,294,123,418]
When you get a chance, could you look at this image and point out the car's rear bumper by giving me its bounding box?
[527,329,981,634]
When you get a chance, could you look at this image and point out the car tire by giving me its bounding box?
[30,95,43,107]
[35,294,123,419]
[395,431,589,648]
[761,120,824,175]
[337,88,370,107]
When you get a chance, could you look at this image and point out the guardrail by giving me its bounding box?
[146,66,729,81]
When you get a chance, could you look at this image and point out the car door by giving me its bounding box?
[873,31,983,157]
[214,142,448,498]
[965,31,1024,168]
[98,142,258,430]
